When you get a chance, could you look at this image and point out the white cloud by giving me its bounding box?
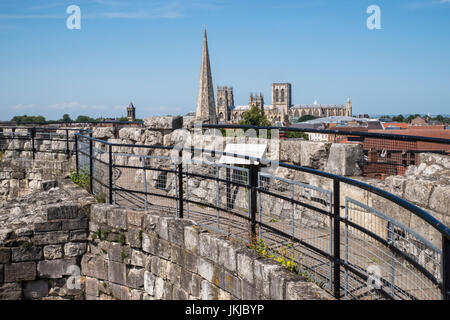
[12,104,36,110]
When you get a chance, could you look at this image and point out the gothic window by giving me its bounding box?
[275,89,279,102]
[219,112,224,120]
[281,89,285,103]
[294,110,299,117]
[218,97,223,107]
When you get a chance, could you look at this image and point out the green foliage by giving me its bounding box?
[11,115,46,124]
[293,115,316,123]
[21,241,32,249]
[60,114,72,123]
[75,115,96,123]
[95,192,106,204]
[286,131,309,140]
[0,150,4,161]
[118,234,126,246]
[252,239,296,272]
[239,106,271,127]
[69,168,90,190]
[120,250,127,262]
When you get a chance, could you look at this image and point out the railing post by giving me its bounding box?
[108,144,113,205]
[65,129,70,160]
[248,164,259,245]
[333,178,341,299]
[31,127,36,160]
[89,132,93,194]
[177,149,184,218]
[443,236,450,300]
[74,134,79,175]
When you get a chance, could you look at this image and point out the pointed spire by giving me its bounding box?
[195,26,217,124]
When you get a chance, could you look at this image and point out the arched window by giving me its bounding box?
[275,89,279,102]
[219,112,224,120]
[281,89,285,103]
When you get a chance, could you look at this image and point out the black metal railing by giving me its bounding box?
[72,130,449,300]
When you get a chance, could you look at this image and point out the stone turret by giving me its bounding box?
[195,27,217,124]
[127,102,136,122]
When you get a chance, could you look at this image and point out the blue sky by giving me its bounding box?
[0,0,449,120]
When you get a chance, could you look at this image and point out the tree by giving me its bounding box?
[391,114,405,122]
[11,115,46,124]
[75,115,95,123]
[238,106,271,127]
[295,115,316,123]
[286,131,309,140]
[60,114,72,123]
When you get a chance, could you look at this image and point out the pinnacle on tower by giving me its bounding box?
[195,27,217,124]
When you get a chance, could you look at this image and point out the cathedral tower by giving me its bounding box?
[346,96,352,117]
[272,83,292,115]
[195,27,217,124]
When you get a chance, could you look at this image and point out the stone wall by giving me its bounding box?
[83,204,333,300]
[0,180,95,300]
[0,159,70,201]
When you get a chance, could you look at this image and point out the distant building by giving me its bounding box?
[127,102,136,122]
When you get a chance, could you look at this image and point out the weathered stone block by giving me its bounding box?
[326,143,363,176]
[127,210,143,227]
[34,221,62,232]
[131,250,145,267]
[81,254,108,280]
[47,205,79,220]
[64,242,87,257]
[23,280,49,300]
[154,277,172,299]
[280,140,301,164]
[183,250,198,274]
[144,116,183,130]
[127,268,144,289]
[0,282,22,299]
[241,279,258,300]
[85,277,99,297]
[172,285,189,300]
[199,233,218,262]
[286,281,334,300]
[144,270,155,296]
[218,270,241,299]
[11,247,43,262]
[90,205,108,224]
[142,233,158,255]
[429,184,450,215]
[237,251,256,284]
[254,259,280,298]
[107,208,127,230]
[0,248,11,264]
[168,219,190,247]
[158,217,171,240]
[61,218,88,231]
[184,226,200,254]
[127,227,142,248]
[198,257,217,283]
[110,283,130,300]
[300,141,331,170]
[217,239,238,272]
[4,262,36,282]
[107,242,131,263]
[0,264,3,283]
[34,231,69,245]
[200,280,219,300]
[37,258,77,279]
[69,230,87,241]
[108,261,127,285]
[404,178,433,207]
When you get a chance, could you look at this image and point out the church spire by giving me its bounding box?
[195,26,217,124]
